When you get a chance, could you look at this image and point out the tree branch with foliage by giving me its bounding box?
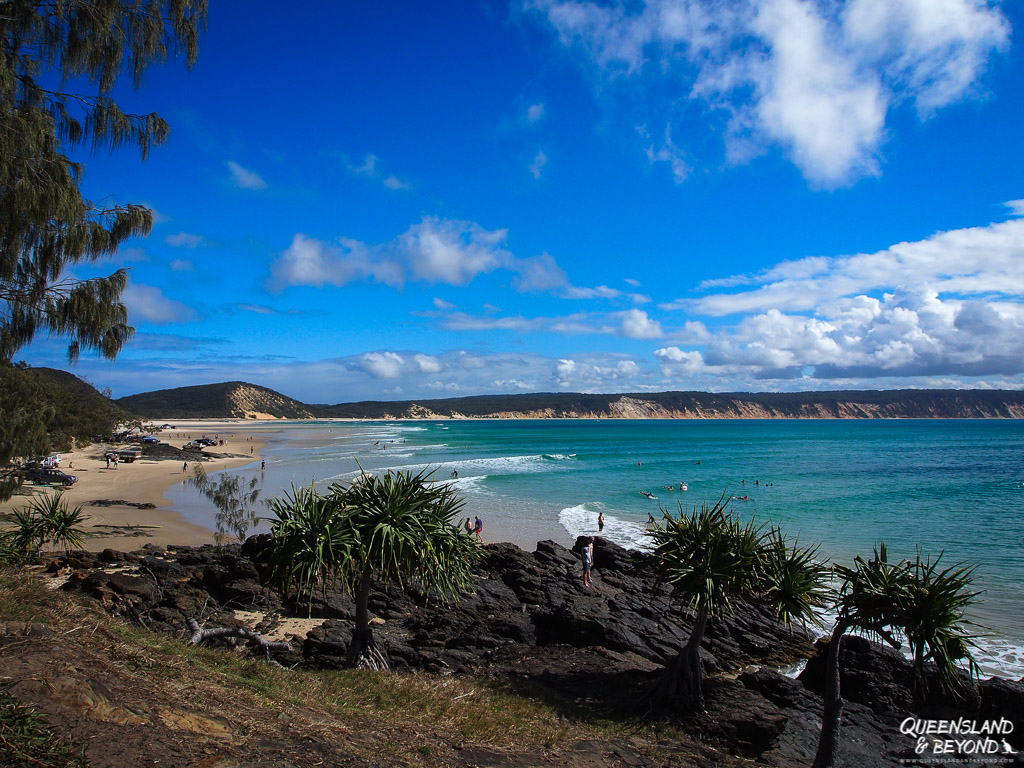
[0,0,207,362]
[189,463,261,545]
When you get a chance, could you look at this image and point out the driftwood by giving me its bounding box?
[186,617,291,667]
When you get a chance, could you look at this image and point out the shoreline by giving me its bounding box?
[0,420,271,552]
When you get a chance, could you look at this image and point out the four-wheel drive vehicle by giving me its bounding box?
[25,467,78,486]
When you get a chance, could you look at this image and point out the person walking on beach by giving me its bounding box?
[581,536,595,587]
[182,461,188,473]
[597,512,605,532]
[474,516,483,541]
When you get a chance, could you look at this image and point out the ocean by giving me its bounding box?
[164,418,1024,678]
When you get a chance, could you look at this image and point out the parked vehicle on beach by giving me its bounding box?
[25,467,78,486]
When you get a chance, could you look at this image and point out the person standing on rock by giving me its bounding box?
[582,536,595,587]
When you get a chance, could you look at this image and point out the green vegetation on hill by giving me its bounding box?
[116,381,315,420]
[319,388,1024,419]
[0,362,128,500]
[114,380,1024,420]
[0,362,126,460]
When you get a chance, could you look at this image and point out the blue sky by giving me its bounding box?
[25,0,1024,402]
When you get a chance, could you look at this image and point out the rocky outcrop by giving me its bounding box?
[53,538,1024,767]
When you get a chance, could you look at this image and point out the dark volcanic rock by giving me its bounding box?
[60,536,1024,767]
[800,635,916,719]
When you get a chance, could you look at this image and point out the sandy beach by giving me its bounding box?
[0,420,273,551]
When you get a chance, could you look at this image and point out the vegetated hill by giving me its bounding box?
[320,388,1024,419]
[122,381,1024,419]
[0,363,127,452]
[117,381,317,420]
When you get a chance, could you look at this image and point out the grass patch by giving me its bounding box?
[0,566,700,763]
[0,686,89,767]
[0,567,74,625]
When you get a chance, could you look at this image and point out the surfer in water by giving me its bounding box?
[640,491,656,499]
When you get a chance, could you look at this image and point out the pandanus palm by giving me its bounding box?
[0,492,89,561]
[812,544,981,768]
[899,551,981,688]
[329,468,481,669]
[262,484,349,617]
[648,495,827,707]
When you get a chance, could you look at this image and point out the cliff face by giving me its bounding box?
[382,394,1024,420]
[120,383,1024,420]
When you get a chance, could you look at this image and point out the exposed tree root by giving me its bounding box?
[185,618,291,667]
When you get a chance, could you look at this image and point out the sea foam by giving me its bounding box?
[558,503,654,552]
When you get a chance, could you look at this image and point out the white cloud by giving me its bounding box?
[165,231,203,248]
[351,154,378,176]
[696,289,1024,379]
[170,259,194,272]
[268,217,580,296]
[511,252,569,292]
[433,297,457,310]
[618,308,664,338]
[641,125,690,184]
[238,304,278,315]
[348,152,412,190]
[527,0,1009,186]
[359,352,405,379]
[414,354,443,373]
[750,0,885,186]
[529,149,548,179]
[645,202,1024,385]
[655,346,706,376]
[267,233,403,291]
[441,313,543,332]
[227,160,267,190]
[493,378,535,390]
[679,204,1024,317]
[552,355,651,390]
[122,283,195,324]
[399,217,510,285]
[842,0,1010,116]
[527,102,546,123]
[563,285,622,300]
[383,176,412,190]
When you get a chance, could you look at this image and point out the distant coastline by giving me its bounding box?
[115,381,1024,421]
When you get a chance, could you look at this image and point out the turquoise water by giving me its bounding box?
[166,419,1024,678]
